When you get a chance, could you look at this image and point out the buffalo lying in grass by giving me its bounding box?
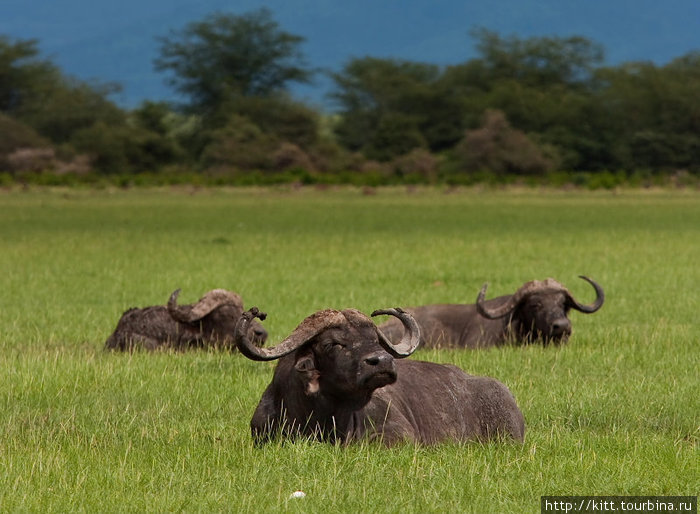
[377,276,604,349]
[105,289,267,351]
[236,306,525,446]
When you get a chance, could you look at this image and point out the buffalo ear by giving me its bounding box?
[294,352,320,396]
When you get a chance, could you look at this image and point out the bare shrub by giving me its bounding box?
[54,154,92,175]
[391,148,439,182]
[307,139,352,173]
[272,142,315,172]
[7,147,57,172]
[455,110,555,176]
[359,159,390,175]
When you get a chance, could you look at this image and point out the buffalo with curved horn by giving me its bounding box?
[104,289,267,351]
[236,307,525,446]
[378,276,604,349]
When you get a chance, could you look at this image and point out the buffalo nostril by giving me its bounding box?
[365,355,380,366]
[365,352,392,367]
[552,320,571,334]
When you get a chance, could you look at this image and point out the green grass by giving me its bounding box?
[0,186,698,512]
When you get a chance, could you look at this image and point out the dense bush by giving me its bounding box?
[0,113,49,155]
[0,113,51,172]
[200,115,276,172]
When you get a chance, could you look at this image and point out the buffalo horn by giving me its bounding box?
[168,289,242,322]
[567,276,605,313]
[371,308,421,357]
[476,283,520,319]
[235,308,347,361]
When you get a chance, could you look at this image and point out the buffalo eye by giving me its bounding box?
[323,340,346,352]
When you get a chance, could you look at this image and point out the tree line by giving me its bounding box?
[1,8,699,187]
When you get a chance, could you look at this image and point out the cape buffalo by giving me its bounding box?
[236,307,525,446]
[377,276,604,349]
[104,288,267,351]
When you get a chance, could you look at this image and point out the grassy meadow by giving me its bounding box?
[0,186,698,512]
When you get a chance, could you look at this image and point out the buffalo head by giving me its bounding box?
[476,275,604,344]
[168,289,268,348]
[235,307,420,404]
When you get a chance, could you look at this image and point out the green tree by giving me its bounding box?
[20,78,125,144]
[0,36,55,114]
[364,112,427,162]
[129,101,189,164]
[232,95,319,149]
[154,9,313,118]
[590,53,700,172]
[469,28,604,88]
[70,120,185,175]
[200,115,276,172]
[330,57,462,159]
[439,30,611,171]
[1,35,124,142]
[131,101,174,135]
[0,36,153,174]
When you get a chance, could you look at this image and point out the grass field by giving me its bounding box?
[0,186,697,512]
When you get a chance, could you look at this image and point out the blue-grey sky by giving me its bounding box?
[3,0,699,108]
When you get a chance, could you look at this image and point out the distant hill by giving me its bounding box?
[2,0,699,109]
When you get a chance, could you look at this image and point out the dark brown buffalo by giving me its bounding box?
[104,289,267,351]
[236,307,524,446]
[378,276,604,349]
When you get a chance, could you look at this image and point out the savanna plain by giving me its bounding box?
[0,186,697,513]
